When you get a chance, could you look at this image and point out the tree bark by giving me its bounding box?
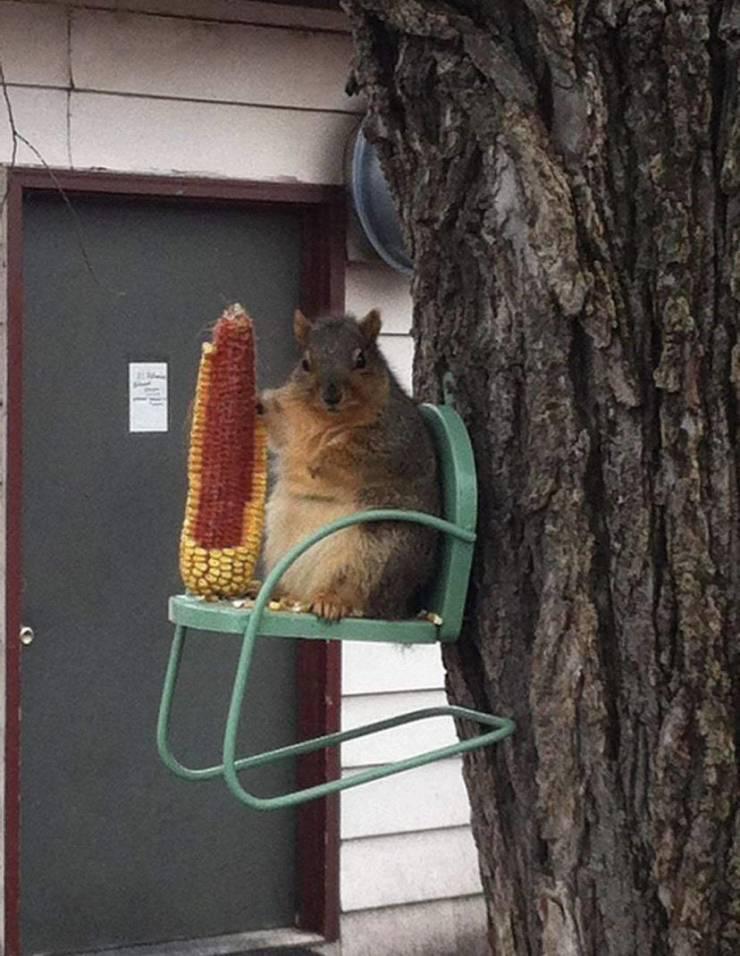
[343,2,739,954]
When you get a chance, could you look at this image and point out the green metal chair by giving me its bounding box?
[157,404,514,810]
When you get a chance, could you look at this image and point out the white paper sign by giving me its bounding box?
[129,362,168,433]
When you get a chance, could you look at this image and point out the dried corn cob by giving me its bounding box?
[180,304,267,600]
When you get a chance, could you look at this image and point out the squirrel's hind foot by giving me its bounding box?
[310,592,358,622]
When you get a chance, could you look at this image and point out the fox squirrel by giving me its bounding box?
[258,309,440,621]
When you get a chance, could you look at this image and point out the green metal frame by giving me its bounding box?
[157,406,515,810]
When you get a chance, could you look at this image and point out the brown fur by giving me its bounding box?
[259,310,440,620]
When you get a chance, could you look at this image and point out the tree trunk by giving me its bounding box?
[343,2,739,954]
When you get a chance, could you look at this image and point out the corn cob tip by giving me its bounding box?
[221,302,249,320]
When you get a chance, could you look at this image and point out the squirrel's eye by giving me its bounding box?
[353,349,366,370]
[301,355,311,372]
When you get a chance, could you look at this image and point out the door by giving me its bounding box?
[18,192,303,954]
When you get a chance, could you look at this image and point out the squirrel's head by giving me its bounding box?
[291,309,389,416]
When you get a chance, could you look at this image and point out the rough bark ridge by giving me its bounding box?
[343,2,739,954]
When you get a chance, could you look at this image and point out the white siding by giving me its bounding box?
[0,4,360,180]
[345,263,413,334]
[0,3,484,951]
[26,0,351,32]
[0,85,70,167]
[378,333,414,393]
[342,759,472,838]
[69,91,356,181]
[71,9,356,111]
[342,641,445,696]
[343,690,456,767]
[0,3,69,85]
[341,827,483,910]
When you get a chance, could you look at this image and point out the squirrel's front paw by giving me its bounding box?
[256,390,271,417]
[258,388,283,414]
[310,592,354,622]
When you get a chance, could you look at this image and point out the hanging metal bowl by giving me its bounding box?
[349,127,414,276]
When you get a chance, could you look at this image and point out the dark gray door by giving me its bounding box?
[21,193,301,954]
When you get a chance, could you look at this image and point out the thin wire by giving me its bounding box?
[0,53,19,216]
[0,52,123,296]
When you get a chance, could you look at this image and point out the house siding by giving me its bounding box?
[0,3,485,952]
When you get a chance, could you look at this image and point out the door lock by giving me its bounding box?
[19,626,35,646]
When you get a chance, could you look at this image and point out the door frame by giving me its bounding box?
[3,167,345,955]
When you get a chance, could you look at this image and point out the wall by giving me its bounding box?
[0,3,486,953]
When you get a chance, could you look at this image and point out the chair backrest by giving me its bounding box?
[419,404,477,642]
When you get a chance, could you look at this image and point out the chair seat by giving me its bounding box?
[169,594,441,644]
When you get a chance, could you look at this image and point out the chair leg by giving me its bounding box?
[156,625,225,781]
[159,620,516,810]
[221,699,515,810]
[221,620,265,808]
[219,613,515,811]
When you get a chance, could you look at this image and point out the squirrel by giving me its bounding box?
[258,308,440,621]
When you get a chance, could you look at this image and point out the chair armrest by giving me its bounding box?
[257,508,475,618]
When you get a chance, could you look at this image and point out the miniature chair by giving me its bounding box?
[157,403,515,810]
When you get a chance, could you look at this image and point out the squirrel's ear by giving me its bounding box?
[294,309,312,347]
[359,309,382,343]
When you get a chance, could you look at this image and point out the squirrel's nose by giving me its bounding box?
[322,383,342,408]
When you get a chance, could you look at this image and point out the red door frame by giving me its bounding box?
[4,168,345,955]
